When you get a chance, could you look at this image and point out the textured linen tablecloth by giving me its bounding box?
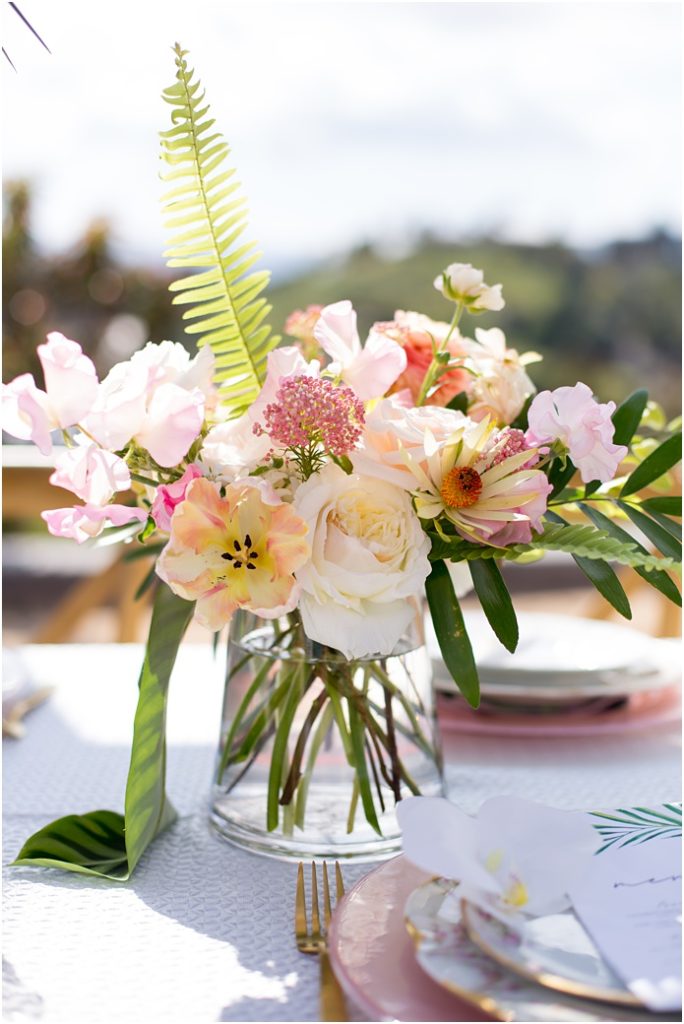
[3,643,681,1024]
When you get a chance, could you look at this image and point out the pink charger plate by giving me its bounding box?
[436,686,681,737]
[328,855,495,1022]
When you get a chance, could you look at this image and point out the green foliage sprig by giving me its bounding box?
[160,44,279,417]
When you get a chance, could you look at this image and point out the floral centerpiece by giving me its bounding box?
[6,46,681,873]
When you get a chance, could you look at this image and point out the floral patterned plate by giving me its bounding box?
[404,879,679,1023]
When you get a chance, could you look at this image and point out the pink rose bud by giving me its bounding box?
[151,464,203,532]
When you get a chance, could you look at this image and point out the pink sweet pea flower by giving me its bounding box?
[151,464,203,532]
[156,476,310,631]
[314,300,406,401]
[1,374,54,455]
[42,503,147,543]
[50,442,132,505]
[85,365,205,467]
[2,334,98,454]
[526,383,628,483]
[135,382,205,467]
[37,333,98,427]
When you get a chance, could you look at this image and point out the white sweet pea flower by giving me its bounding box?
[434,263,505,312]
[466,327,537,425]
[129,340,215,401]
[314,300,406,400]
[398,796,596,922]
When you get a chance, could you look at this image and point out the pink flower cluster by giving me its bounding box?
[256,374,365,457]
[485,427,538,469]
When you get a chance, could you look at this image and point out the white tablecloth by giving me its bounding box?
[3,644,681,1024]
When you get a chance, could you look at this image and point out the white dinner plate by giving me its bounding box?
[428,611,681,701]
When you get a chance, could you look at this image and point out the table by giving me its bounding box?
[3,644,681,1023]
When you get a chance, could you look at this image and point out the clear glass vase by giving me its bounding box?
[210,606,444,861]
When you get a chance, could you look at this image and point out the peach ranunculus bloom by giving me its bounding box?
[372,310,472,407]
[156,476,310,631]
[352,396,470,491]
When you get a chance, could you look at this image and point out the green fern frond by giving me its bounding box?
[430,522,681,575]
[160,44,279,417]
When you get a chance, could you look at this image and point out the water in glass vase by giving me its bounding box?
[210,606,444,861]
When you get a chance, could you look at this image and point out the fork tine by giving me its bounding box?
[335,861,345,900]
[295,862,308,942]
[322,861,332,928]
[310,862,321,937]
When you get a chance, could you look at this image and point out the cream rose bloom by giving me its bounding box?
[293,464,431,659]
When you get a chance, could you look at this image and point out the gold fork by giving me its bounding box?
[295,861,348,1021]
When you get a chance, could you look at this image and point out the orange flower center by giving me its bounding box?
[440,466,483,508]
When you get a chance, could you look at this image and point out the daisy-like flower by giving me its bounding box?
[407,418,552,546]
[156,477,310,631]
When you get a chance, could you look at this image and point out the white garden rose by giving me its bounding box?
[293,463,431,659]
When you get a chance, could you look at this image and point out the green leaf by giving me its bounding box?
[580,504,681,607]
[640,496,682,516]
[13,585,194,880]
[432,521,680,577]
[160,45,279,418]
[649,510,683,541]
[347,700,381,835]
[266,664,303,832]
[617,502,682,562]
[620,433,682,497]
[612,389,649,447]
[545,509,631,618]
[124,585,195,872]
[548,456,577,499]
[469,559,518,653]
[575,556,633,619]
[426,560,480,708]
[12,810,128,879]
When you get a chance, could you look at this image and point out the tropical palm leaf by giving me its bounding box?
[160,44,279,418]
[590,804,682,854]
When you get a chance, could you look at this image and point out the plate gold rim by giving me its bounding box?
[404,879,513,1022]
[460,898,642,1009]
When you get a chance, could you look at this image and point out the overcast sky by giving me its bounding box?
[2,2,681,275]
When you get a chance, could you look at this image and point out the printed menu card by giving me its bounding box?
[569,836,681,1011]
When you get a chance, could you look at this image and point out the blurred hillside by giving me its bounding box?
[3,181,681,414]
